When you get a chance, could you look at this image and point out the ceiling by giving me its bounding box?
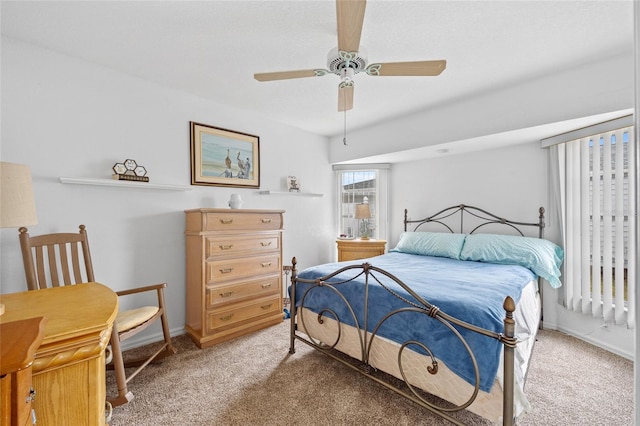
[1,1,635,139]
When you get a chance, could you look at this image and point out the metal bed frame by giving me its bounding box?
[287,204,546,425]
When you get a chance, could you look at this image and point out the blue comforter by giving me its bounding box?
[293,252,536,392]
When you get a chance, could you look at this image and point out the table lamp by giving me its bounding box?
[1,162,38,313]
[1,162,38,229]
[354,198,371,240]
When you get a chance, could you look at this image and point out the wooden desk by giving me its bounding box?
[1,317,46,426]
[336,239,387,262]
[0,283,118,426]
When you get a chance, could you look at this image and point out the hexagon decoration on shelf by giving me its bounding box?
[112,159,149,182]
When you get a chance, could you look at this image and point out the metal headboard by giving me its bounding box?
[404,204,547,330]
[404,204,545,238]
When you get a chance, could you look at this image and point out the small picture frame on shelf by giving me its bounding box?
[287,176,300,192]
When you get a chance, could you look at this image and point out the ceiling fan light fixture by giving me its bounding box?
[340,67,355,82]
[327,46,368,75]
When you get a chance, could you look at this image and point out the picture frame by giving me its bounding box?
[287,175,301,192]
[190,121,260,188]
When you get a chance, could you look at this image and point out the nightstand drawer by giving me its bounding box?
[205,234,280,257]
[206,295,281,332]
[206,276,280,307]
[206,254,281,283]
[336,239,386,262]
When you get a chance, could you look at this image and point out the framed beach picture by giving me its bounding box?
[190,122,260,188]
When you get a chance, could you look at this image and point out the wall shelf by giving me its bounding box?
[258,190,323,197]
[59,177,192,191]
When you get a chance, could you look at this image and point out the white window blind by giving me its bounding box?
[547,118,635,328]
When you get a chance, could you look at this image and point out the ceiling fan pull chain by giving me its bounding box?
[343,99,348,146]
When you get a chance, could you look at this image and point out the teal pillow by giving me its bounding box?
[391,232,466,260]
[460,234,564,288]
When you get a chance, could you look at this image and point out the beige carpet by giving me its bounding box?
[108,321,633,425]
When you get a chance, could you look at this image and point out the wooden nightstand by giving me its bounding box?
[336,239,387,262]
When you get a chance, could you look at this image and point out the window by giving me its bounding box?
[544,116,635,327]
[334,164,389,242]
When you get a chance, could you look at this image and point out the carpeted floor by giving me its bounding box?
[108,321,633,425]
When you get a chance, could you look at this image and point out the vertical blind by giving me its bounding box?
[554,123,635,327]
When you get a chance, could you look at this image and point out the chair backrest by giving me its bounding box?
[19,225,95,290]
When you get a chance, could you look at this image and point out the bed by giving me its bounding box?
[287,204,564,425]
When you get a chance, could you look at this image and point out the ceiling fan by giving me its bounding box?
[253,0,446,112]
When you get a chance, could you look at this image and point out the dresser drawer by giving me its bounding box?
[206,275,280,307]
[206,234,280,257]
[199,212,283,231]
[206,295,281,332]
[206,254,281,283]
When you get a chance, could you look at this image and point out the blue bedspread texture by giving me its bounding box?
[293,252,536,392]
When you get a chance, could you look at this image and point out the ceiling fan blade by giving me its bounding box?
[254,69,321,82]
[336,0,366,52]
[369,60,447,77]
[338,84,354,112]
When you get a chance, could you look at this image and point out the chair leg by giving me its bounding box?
[159,309,178,356]
[156,288,178,356]
[107,326,134,407]
[119,309,177,368]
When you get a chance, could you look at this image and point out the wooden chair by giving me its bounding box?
[18,225,177,407]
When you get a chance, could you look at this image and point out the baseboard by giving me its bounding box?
[541,321,634,361]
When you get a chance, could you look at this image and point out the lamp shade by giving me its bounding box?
[1,162,38,228]
[354,203,371,220]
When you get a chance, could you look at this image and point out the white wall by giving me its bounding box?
[0,38,335,346]
[388,141,634,359]
[329,52,634,163]
[326,48,635,360]
[1,37,635,360]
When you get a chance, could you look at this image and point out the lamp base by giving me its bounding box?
[359,236,370,240]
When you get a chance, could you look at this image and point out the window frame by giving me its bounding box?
[333,164,390,244]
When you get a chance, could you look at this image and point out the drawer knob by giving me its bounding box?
[261,303,273,310]
[220,218,233,224]
[220,268,233,274]
[219,244,234,250]
[261,283,272,289]
[220,313,234,321]
[220,291,233,298]
[261,218,272,223]
[260,241,272,247]
[261,262,272,268]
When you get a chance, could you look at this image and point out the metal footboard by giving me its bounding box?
[288,257,518,426]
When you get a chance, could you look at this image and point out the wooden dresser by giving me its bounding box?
[185,208,285,348]
[0,283,118,426]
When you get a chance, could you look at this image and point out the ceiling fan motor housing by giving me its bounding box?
[327,46,368,75]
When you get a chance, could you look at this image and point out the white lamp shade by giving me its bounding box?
[1,162,38,228]
[354,203,371,220]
